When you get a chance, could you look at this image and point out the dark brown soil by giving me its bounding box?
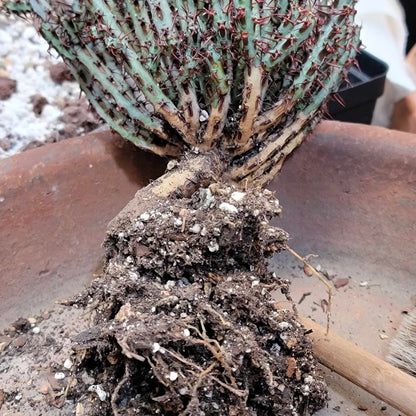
[0,184,328,415]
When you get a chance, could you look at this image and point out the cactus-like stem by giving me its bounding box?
[1,0,360,184]
[236,65,264,147]
[243,114,318,188]
[251,94,295,137]
[201,91,231,150]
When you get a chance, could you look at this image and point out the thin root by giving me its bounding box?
[285,245,332,335]
[202,304,231,327]
[117,338,146,362]
[111,361,131,416]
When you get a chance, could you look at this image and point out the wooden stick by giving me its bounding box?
[297,315,416,416]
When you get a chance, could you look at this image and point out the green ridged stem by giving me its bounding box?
[1,0,361,171]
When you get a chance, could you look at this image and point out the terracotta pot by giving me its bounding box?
[0,132,166,328]
[1,121,416,414]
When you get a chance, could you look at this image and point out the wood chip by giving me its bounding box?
[334,278,349,289]
[107,354,118,365]
[76,402,85,416]
[0,335,11,353]
[47,374,64,391]
[115,304,134,323]
[303,264,313,277]
[11,335,28,348]
[39,384,49,395]
[285,337,298,349]
[286,357,297,378]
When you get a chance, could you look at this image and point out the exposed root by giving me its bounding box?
[285,246,333,334]
[68,183,328,415]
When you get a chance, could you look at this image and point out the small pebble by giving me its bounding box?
[208,240,219,253]
[54,372,65,380]
[81,371,95,385]
[278,322,290,330]
[166,160,178,171]
[219,202,238,214]
[63,358,73,369]
[304,375,314,384]
[32,327,40,334]
[169,371,178,381]
[140,212,150,221]
[199,110,208,122]
[40,384,49,395]
[31,94,48,116]
[230,191,246,202]
[190,223,201,234]
[88,384,107,401]
[12,335,28,348]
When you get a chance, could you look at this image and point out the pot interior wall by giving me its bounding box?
[0,132,166,328]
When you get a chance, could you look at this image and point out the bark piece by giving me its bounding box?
[49,63,74,84]
[0,77,17,100]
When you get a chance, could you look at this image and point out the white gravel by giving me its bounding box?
[0,15,83,159]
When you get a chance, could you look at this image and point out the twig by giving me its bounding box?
[298,292,312,305]
[285,245,332,334]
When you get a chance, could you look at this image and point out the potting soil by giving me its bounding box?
[0,184,328,415]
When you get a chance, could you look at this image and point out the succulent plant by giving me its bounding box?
[2,0,359,186]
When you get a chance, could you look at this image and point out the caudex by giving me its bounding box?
[1,0,360,414]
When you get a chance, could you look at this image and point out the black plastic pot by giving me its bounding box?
[327,50,388,124]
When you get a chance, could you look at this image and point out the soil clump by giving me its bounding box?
[0,184,328,415]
